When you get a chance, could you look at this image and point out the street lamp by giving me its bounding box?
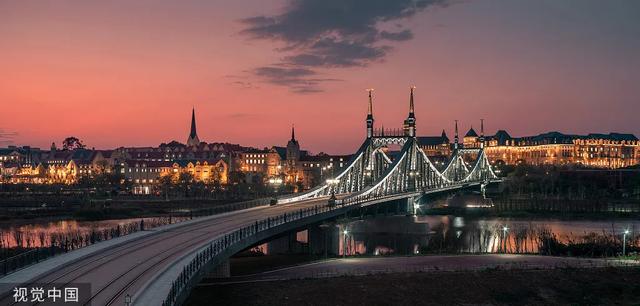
[623,229,630,257]
[343,229,348,258]
[502,226,509,253]
[268,177,283,205]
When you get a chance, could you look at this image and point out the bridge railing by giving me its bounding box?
[162,190,421,306]
[0,198,273,278]
[161,179,502,305]
[161,202,344,306]
[190,197,272,217]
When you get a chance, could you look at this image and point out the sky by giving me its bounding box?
[1,0,639,154]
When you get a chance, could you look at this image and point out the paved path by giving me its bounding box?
[0,198,330,306]
[204,255,639,284]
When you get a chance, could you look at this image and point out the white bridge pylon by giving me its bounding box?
[278,88,499,204]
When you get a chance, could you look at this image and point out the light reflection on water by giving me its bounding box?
[337,215,640,256]
[0,217,188,248]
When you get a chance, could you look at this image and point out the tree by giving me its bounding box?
[157,175,175,200]
[94,160,110,174]
[62,137,85,150]
[227,171,246,185]
[177,172,195,197]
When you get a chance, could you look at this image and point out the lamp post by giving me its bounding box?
[502,226,509,253]
[342,229,348,258]
[623,229,630,257]
[268,177,283,205]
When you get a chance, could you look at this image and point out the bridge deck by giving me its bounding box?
[0,198,330,306]
[0,182,491,305]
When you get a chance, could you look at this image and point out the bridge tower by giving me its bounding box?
[366,89,374,138]
[454,120,459,150]
[277,87,499,205]
[403,86,417,137]
[479,119,485,148]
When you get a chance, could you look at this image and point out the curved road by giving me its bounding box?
[0,198,330,306]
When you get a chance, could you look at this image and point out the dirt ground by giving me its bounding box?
[186,267,640,306]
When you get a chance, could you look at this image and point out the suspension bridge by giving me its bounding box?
[0,88,500,306]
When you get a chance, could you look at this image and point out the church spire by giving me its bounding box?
[190,107,197,138]
[366,88,374,138]
[187,107,200,147]
[291,124,296,141]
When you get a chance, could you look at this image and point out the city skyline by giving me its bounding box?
[3,104,637,156]
[2,0,640,153]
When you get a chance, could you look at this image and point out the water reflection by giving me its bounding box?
[0,217,189,249]
[338,215,640,256]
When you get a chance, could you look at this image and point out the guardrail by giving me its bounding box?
[0,198,272,277]
[190,198,271,217]
[0,248,59,276]
[162,182,494,305]
[161,191,421,306]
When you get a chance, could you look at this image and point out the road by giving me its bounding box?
[0,197,330,306]
[205,254,639,284]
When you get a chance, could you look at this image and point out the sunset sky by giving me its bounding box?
[2,0,639,154]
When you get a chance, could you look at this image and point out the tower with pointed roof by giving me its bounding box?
[454,120,459,150]
[366,89,374,138]
[403,86,417,137]
[441,129,449,143]
[187,108,200,147]
[286,125,300,163]
[464,126,479,148]
[479,119,485,148]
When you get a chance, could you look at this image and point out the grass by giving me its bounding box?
[186,266,640,306]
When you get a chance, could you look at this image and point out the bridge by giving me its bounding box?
[0,88,499,306]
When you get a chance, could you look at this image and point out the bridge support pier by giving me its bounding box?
[267,232,299,255]
[406,196,417,216]
[207,259,230,278]
[308,223,338,257]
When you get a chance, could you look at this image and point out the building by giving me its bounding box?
[236,126,352,190]
[472,130,640,169]
[175,159,228,184]
[417,130,451,165]
[239,148,283,178]
[299,154,351,188]
[463,127,480,149]
[186,108,201,147]
[121,157,229,195]
[121,160,174,194]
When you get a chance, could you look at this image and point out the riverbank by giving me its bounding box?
[425,206,640,220]
[0,198,254,222]
[186,266,640,305]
